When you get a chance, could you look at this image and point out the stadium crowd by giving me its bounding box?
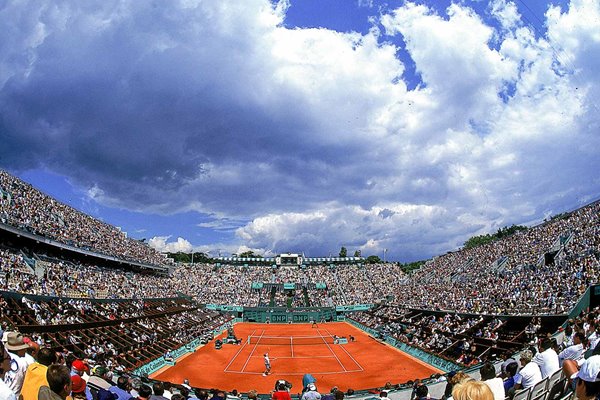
[1,167,599,316]
[390,201,600,315]
[0,171,168,267]
[0,168,600,400]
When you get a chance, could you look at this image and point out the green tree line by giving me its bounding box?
[463,224,528,249]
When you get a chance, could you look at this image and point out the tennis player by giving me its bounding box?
[263,353,271,376]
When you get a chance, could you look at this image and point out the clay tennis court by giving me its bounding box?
[153,322,441,393]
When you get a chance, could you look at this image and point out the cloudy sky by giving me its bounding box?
[1,0,599,261]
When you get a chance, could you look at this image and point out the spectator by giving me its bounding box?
[162,384,173,400]
[414,385,433,400]
[246,391,258,400]
[500,353,517,378]
[512,350,542,394]
[71,360,89,378]
[503,362,519,393]
[87,366,113,392]
[134,386,152,400]
[272,382,291,400]
[20,347,56,400]
[38,365,72,400]
[3,332,31,397]
[479,363,504,400]
[225,390,239,400]
[109,376,131,400]
[208,390,225,400]
[559,332,587,365]
[150,383,169,400]
[571,355,600,400]
[301,384,321,400]
[0,343,16,400]
[23,341,38,366]
[129,379,143,399]
[533,338,560,378]
[587,323,599,353]
[71,375,88,400]
[452,381,493,400]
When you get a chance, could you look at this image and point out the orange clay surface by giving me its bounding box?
[152,322,441,394]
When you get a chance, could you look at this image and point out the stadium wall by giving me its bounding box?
[345,318,461,372]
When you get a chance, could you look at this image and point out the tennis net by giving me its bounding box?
[246,335,336,345]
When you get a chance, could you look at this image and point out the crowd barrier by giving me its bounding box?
[345,318,460,372]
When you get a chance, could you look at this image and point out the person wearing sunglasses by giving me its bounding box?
[0,343,17,400]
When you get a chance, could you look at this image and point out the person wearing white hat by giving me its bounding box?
[301,384,321,400]
[3,332,31,397]
[571,355,600,400]
[513,350,542,392]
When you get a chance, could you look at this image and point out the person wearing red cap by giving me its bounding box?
[71,376,87,400]
[23,340,38,366]
[70,361,89,378]
[69,361,92,400]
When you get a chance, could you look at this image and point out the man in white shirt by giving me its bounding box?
[559,332,586,366]
[480,362,505,400]
[2,332,31,397]
[571,355,600,400]
[533,338,560,378]
[513,350,542,391]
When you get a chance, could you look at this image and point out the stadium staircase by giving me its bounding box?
[17,251,36,274]
[491,256,509,274]
[332,269,348,304]
[536,232,574,267]
[449,258,474,283]
[269,285,276,307]
[303,286,310,306]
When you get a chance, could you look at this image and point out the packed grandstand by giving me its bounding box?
[0,169,599,400]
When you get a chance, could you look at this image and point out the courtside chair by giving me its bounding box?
[513,387,532,400]
[530,377,549,400]
[529,391,548,400]
[546,370,563,391]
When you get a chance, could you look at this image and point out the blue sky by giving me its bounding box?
[1,0,599,261]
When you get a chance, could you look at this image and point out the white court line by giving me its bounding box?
[316,329,347,372]
[240,329,265,373]
[323,327,364,372]
[223,329,257,372]
[248,355,338,359]
[290,336,294,358]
